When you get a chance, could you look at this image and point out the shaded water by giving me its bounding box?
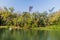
[0,29,60,40]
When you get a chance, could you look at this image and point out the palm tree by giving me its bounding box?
[49,7,55,13]
[9,7,14,13]
[29,6,33,12]
[4,7,8,11]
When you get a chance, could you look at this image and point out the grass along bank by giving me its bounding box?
[32,25,60,31]
[0,25,60,31]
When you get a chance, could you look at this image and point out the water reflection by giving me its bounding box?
[0,29,60,40]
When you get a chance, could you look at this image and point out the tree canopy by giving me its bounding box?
[0,7,60,28]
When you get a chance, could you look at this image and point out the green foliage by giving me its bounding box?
[0,7,60,28]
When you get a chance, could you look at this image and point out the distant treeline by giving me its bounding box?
[0,7,60,28]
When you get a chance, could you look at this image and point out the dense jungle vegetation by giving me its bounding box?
[0,7,60,29]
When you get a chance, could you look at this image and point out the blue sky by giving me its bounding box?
[0,0,60,12]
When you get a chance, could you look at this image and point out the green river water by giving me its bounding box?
[0,29,60,40]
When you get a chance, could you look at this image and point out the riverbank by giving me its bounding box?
[0,25,60,31]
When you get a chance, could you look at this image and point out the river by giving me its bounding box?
[0,29,60,40]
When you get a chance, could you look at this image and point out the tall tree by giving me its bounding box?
[9,7,14,13]
[29,6,33,12]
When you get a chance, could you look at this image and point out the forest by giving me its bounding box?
[0,7,60,29]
